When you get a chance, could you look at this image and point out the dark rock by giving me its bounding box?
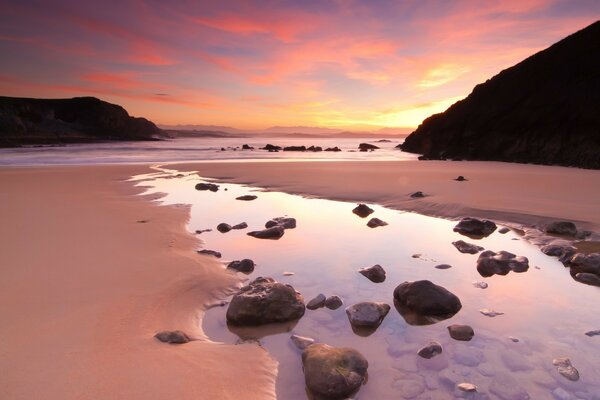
[217,223,232,233]
[499,227,510,234]
[236,195,257,201]
[358,264,386,283]
[585,329,600,337]
[265,217,296,229]
[195,228,212,234]
[324,146,342,152]
[575,230,592,239]
[198,249,222,258]
[195,182,219,192]
[574,272,600,286]
[261,144,281,151]
[352,203,374,218]
[307,145,323,152]
[242,144,254,150]
[283,145,306,151]
[394,280,462,318]
[358,143,379,150]
[367,217,388,228]
[231,222,248,230]
[435,264,452,269]
[448,324,475,341]
[221,147,226,151]
[417,341,443,359]
[453,217,497,238]
[247,226,285,239]
[345,302,390,332]
[410,191,425,198]
[307,293,327,310]
[566,252,600,274]
[302,344,368,400]
[154,330,191,344]
[546,221,577,236]
[227,259,255,274]
[541,244,576,261]
[290,334,315,350]
[454,176,467,181]
[324,295,343,310]
[477,250,529,277]
[399,21,600,169]
[226,277,305,325]
[452,240,484,254]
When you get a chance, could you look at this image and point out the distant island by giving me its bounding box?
[0,96,163,147]
[400,20,600,169]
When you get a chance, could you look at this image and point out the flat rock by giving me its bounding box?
[155,330,191,344]
[499,227,510,234]
[226,277,305,325]
[546,221,577,236]
[265,217,297,229]
[457,383,477,392]
[453,217,497,239]
[585,329,600,337]
[367,217,388,228]
[195,182,219,192]
[345,302,390,329]
[417,341,443,359]
[290,334,315,350]
[236,195,257,201]
[227,259,255,274]
[324,295,343,310]
[477,250,529,277]
[302,344,368,400]
[448,324,474,341]
[358,264,386,283]
[217,223,232,233]
[394,280,462,317]
[541,244,576,259]
[472,281,488,289]
[435,264,452,269]
[574,272,600,286]
[453,240,484,254]
[231,222,248,230]
[480,308,504,317]
[307,293,327,310]
[352,203,374,218]
[198,249,222,258]
[410,191,425,198]
[553,357,580,381]
[247,226,285,239]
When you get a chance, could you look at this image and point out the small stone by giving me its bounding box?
[195,182,219,192]
[585,329,600,337]
[457,383,477,392]
[453,217,497,238]
[307,293,327,310]
[155,330,191,344]
[499,227,510,234]
[417,341,443,359]
[448,324,475,341]
[227,259,255,274]
[197,249,222,258]
[345,302,390,329]
[231,222,248,230]
[410,191,425,198]
[195,228,212,234]
[412,253,421,258]
[324,295,343,310]
[290,334,315,350]
[265,217,296,229]
[480,308,504,317]
[367,217,388,228]
[455,176,467,181]
[282,271,295,276]
[553,357,580,381]
[236,195,257,201]
[473,281,488,289]
[217,223,232,233]
[453,240,485,254]
[435,264,452,269]
[509,336,520,342]
[352,203,374,218]
[358,264,386,283]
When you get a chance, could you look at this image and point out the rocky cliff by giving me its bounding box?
[0,96,163,146]
[400,21,600,169]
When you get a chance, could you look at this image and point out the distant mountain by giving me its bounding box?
[0,96,163,147]
[159,124,247,134]
[400,21,600,169]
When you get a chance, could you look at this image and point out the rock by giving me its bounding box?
[247,226,285,240]
[472,281,488,289]
[575,230,592,239]
[541,244,576,261]
[154,330,191,344]
[553,357,579,381]
[480,308,504,317]
[410,191,425,198]
[307,293,327,310]
[585,329,600,337]
[282,271,295,276]
[217,223,232,233]
[324,146,342,152]
[358,264,386,283]
[453,217,497,238]
[567,253,600,274]
[452,240,485,254]
[358,143,379,150]
[241,144,254,150]
[509,336,520,342]
[283,145,306,151]
[226,277,305,325]
[231,222,248,230]
[454,176,467,181]
[457,383,477,392]
[546,221,577,236]
[307,145,323,152]
[345,302,390,329]
[261,144,281,151]
[448,324,474,341]
[394,280,462,317]
[574,272,600,286]
[417,341,443,359]
[195,228,212,234]
[367,217,388,228]
[236,195,257,201]
[435,264,452,269]
[290,334,315,350]
[489,373,530,400]
[352,203,374,218]
[499,227,510,234]
[227,259,255,274]
[195,183,219,192]
[302,344,368,400]
[477,250,529,277]
[324,295,343,310]
[265,217,296,229]
[197,249,222,258]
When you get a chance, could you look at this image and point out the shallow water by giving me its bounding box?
[138,168,600,400]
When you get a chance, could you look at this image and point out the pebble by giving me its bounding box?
[435,264,452,269]
[473,281,488,289]
[417,341,443,359]
[307,293,327,310]
[282,271,295,276]
[585,329,600,337]
[324,295,343,310]
[480,308,504,317]
[457,383,477,392]
[509,336,520,342]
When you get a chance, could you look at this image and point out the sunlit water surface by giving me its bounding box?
[138,168,600,400]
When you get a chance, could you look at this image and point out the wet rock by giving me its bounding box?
[247,226,285,240]
[345,302,390,329]
[435,264,453,269]
[394,280,462,318]
[358,142,379,150]
[575,230,592,239]
[195,182,219,192]
[367,217,388,228]
[472,281,488,289]
[282,271,295,276]
[448,324,474,341]
[261,144,281,151]
[226,277,305,325]
[585,329,600,337]
[574,272,600,286]
[324,295,343,310]
[489,373,530,400]
[195,228,212,234]
[197,249,222,258]
[499,227,510,234]
[217,223,232,233]
[546,221,577,236]
[453,217,497,239]
[242,144,254,150]
[480,308,504,317]
[417,341,443,359]
[457,383,477,392]
[455,176,467,181]
[567,253,600,274]
[324,146,341,152]
[307,293,327,310]
[227,259,255,274]
[358,264,386,283]
[352,203,374,218]
[307,145,323,152]
[476,250,529,277]
[541,244,576,260]
[453,240,484,254]
[410,191,425,198]
[231,222,247,230]
[553,357,580,381]
[290,334,315,350]
[154,330,191,344]
[283,145,306,151]
[265,217,296,229]
[236,195,257,201]
[302,344,368,400]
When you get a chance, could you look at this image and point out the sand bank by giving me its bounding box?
[0,165,276,400]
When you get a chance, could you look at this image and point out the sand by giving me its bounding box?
[1,159,599,399]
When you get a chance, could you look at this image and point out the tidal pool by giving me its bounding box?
[137,167,600,400]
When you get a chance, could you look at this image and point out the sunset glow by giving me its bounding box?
[0,1,598,129]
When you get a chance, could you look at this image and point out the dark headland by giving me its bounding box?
[400,20,600,169]
[0,96,163,147]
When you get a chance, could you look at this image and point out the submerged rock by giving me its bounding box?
[236,195,257,201]
[290,334,315,350]
[585,329,600,337]
[302,344,368,400]
[324,295,343,310]
[480,308,504,317]
[394,280,462,320]
[226,277,305,325]
[307,293,327,310]
[195,182,219,192]
[358,264,386,283]
[217,223,232,233]
[227,259,255,274]
[546,221,577,236]
[154,330,191,344]
[367,217,388,228]
[457,383,477,393]
[198,249,222,258]
[453,217,497,239]
[448,324,475,341]
[417,341,443,359]
[452,240,484,254]
[345,302,390,329]
[352,203,374,218]
[553,357,580,381]
[472,281,488,289]
[265,217,296,229]
[247,226,285,239]
[477,250,529,277]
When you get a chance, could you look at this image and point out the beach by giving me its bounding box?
[1,160,599,399]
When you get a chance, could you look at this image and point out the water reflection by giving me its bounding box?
[137,169,600,400]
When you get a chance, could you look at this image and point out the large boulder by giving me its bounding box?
[453,217,497,238]
[393,280,462,320]
[302,344,368,400]
[247,226,285,239]
[226,277,305,325]
[477,250,529,277]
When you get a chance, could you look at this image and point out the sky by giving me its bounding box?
[0,1,598,130]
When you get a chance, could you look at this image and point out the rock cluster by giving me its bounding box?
[476,250,529,277]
